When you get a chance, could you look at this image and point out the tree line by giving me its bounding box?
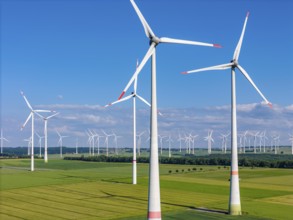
[64,154,293,169]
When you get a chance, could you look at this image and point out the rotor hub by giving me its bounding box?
[150,36,160,45]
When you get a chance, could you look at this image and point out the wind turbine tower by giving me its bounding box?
[105,60,151,184]
[137,131,145,156]
[20,91,53,171]
[0,129,9,154]
[182,12,271,215]
[166,135,173,158]
[204,130,214,154]
[117,1,220,218]
[35,132,44,157]
[36,112,58,163]
[289,134,293,155]
[56,130,68,158]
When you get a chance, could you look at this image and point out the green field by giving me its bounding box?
[0,158,292,220]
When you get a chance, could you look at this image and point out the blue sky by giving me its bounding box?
[1,0,292,149]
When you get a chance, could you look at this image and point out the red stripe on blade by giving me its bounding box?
[118,91,125,100]
[213,44,222,48]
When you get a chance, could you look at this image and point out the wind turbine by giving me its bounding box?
[20,91,53,171]
[289,133,293,155]
[35,112,59,163]
[253,132,259,153]
[117,1,220,218]
[137,131,145,156]
[204,130,214,154]
[273,135,280,154]
[88,130,96,156]
[166,135,173,158]
[105,60,151,185]
[102,130,112,157]
[75,138,78,154]
[93,131,103,155]
[242,131,248,153]
[35,132,44,158]
[24,137,32,155]
[112,131,122,155]
[56,130,68,158]
[262,131,268,153]
[190,134,198,155]
[182,12,271,215]
[0,129,9,154]
[158,134,166,155]
[177,134,184,153]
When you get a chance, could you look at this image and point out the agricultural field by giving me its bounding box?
[0,158,292,219]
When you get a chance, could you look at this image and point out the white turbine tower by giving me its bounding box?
[137,131,145,156]
[102,130,112,157]
[260,131,267,153]
[0,129,9,154]
[105,60,151,185]
[220,133,227,153]
[24,137,32,155]
[204,130,214,155]
[75,138,78,154]
[158,134,166,155]
[253,132,259,153]
[86,130,93,155]
[88,130,96,156]
[35,132,44,158]
[20,91,53,171]
[289,133,293,155]
[190,134,198,155]
[93,131,103,155]
[112,131,122,155]
[166,135,173,158]
[242,131,248,153]
[36,112,59,163]
[56,130,68,158]
[273,135,280,154]
[177,134,184,153]
[117,1,220,218]
[182,12,272,215]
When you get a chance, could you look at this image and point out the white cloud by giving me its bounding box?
[3,103,293,148]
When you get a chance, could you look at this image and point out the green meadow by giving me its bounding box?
[0,158,292,220]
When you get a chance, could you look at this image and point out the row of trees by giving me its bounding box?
[64,154,293,169]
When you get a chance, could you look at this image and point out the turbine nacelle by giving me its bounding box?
[150,36,160,45]
[230,59,238,67]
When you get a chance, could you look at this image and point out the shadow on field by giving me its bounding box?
[189,207,228,215]
[101,178,132,184]
[101,191,227,215]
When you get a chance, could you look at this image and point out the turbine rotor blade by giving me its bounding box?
[47,112,59,119]
[20,91,33,110]
[136,94,151,107]
[182,63,232,74]
[56,130,61,137]
[118,43,155,100]
[130,0,155,39]
[134,59,139,93]
[35,110,54,113]
[105,94,133,107]
[233,11,250,61]
[21,113,32,130]
[160,37,221,48]
[237,64,272,107]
